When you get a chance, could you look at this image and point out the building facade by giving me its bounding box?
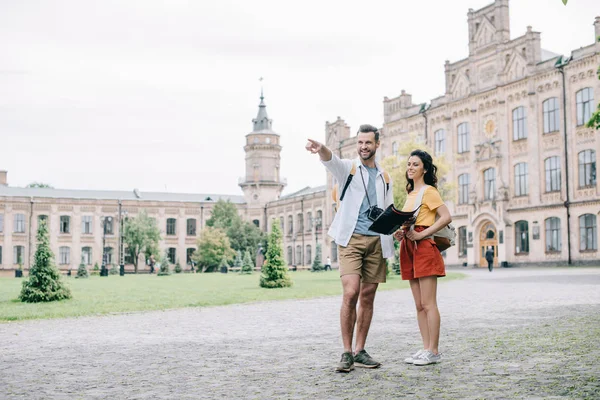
[1,0,598,277]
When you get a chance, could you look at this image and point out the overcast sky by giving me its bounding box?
[1,0,597,196]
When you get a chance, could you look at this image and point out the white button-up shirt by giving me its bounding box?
[322,154,395,259]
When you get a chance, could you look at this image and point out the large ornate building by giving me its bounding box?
[1,0,598,277]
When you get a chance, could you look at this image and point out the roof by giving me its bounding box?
[252,90,273,132]
[0,185,246,204]
[278,185,327,200]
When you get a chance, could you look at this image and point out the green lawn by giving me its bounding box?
[0,271,465,322]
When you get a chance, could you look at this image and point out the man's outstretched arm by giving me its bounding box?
[305,139,332,162]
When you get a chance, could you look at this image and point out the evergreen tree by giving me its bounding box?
[260,222,292,288]
[91,262,100,276]
[157,252,171,276]
[311,244,324,272]
[76,260,89,279]
[174,259,182,273]
[234,250,243,270]
[241,250,254,274]
[20,221,72,302]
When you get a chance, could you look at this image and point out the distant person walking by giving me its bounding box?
[325,257,332,271]
[485,246,494,272]
[394,149,452,366]
[306,124,394,373]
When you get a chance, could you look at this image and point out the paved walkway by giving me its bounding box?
[1,267,599,399]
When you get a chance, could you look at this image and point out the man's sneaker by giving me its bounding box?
[335,352,354,373]
[403,349,426,364]
[413,350,442,366]
[353,349,381,368]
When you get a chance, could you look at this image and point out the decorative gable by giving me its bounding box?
[503,52,528,81]
[474,16,497,49]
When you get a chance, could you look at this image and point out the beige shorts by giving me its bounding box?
[338,233,387,284]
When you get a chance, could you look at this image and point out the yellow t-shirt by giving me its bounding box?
[401,186,445,226]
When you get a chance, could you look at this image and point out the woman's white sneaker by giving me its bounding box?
[413,350,442,366]
[403,349,426,364]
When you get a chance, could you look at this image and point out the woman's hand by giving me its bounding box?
[405,229,426,241]
[393,229,405,241]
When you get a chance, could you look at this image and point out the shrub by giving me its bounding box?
[241,250,254,274]
[76,262,89,279]
[157,252,171,276]
[311,244,324,272]
[91,262,100,276]
[174,259,182,274]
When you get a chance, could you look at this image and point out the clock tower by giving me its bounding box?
[239,91,286,230]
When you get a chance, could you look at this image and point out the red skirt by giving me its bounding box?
[400,226,446,280]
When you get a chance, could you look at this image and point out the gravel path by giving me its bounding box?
[1,267,599,399]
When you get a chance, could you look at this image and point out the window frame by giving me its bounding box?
[186,218,197,236]
[59,246,71,265]
[544,156,561,193]
[483,168,496,201]
[512,106,527,141]
[14,214,26,233]
[457,123,469,154]
[544,217,561,253]
[576,87,594,126]
[458,174,470,204]
[166,218,177,236]
[514,162,529,197]
[434,129,446,155]
[578,149,596,188]
[542,97,560,134]
[579,214,597,251]
[515,220,530,254]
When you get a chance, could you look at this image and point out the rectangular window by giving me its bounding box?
[297,214,303,233]
[0,214,3,232]
[576,88,594,126]
[104,247,113,265]
[306,245,312,265]
[542,97,560,134]
[484,168,495,201]
[515,221,529,253]
[579,214,598,251]
[457,123,469,154]
[288,216,293,234]
[124,248,133,265]
[59,247,70,265]
[13,245,25,265]
[545,218,561,252]
[60,215,70,234]
[167,218,177,235]
[306,212,312,231]
[187,218,197,236]
[81,247,92,265]
[0,246,2,264]
[512,106,527,140]
[545,157,561,192]
[168,248,176,264]
[14,214,25,233]
[103,217,113,235]
[186,248,195,265]
[434,129,446,155]
[458,174,470,204]
[514,163,528,197]
[458,226,467,257]
[82,216,93,234]
[578,150,596,188]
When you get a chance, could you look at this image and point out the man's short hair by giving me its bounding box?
[357,124,380,142]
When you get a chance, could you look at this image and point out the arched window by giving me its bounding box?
[59,247,70,265]
[296,213,303,233]
[512,106,527,140]
[287,246,293,265]
[287,215,293,235]
[578,150,596,188]
[295,245,302,266]
[515,221,529,254]
[331,241,338,262]
[483,168,495,200]
[542,97,559,134]
[306,245,312,265]
[576,88,594,126]
[458,174,470,204]
[434,129,446,155]
[316,210,323,231]
[514,163,528,197]
[81,247,92,265]
[457,123,469,153]
[544,157,561,192]
[579,214,597,251]
[544,217,561,252]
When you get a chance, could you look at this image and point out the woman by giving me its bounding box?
[394,150,452,366]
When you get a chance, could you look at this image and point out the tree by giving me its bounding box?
[260,222,292,288]
[26,182,53,188]
[219,254,230,273]
[241,250,254,274]
[157,251,172,276]
[233,250,243,270]
[123,210,161,273]
[586,38,600,130]
[174,259,182,273]
[76,260,89,279]
[193,226,235,272]
[381,134,454,209]
[311,244,324,272]
[20,221,72,302]
[206,199,239,229]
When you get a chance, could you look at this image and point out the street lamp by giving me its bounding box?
[312,216,322,259]
[119,205,128,277]
[101,216,113,277]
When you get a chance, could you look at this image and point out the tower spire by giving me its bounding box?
[253,78,272,132]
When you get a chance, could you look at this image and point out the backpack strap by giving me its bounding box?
[339,164,356,202]
[412,185,429,218]
[382,171,390,194]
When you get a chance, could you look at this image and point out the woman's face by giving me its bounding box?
[407,155,426,181]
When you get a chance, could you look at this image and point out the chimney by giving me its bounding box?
[0,170,7,186]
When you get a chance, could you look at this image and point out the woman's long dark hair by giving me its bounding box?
[405,149,438,193]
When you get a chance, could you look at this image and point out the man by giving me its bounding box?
[485,246,494,272]
[325,256,332,271]
[306,124,394,373]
